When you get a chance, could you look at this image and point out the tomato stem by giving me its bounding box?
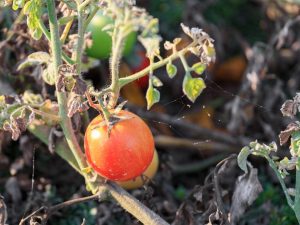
[108,6,133,109]
[46,0,99,193]
[73,4,85,73]
[83,5,99,31]
[118,41,197,87]
[179,52,191,72]
[37,17,74,65]
[266,156,294,209]
[78,0,93,11]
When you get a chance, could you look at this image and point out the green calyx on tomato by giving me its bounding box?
[84,110,155,181]
[86,11,137,59]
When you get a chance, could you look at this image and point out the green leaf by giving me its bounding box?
[182,73,206,102]
[23,0,32,13]
[12,0,25,10]
[146,85,160,110]
[152,76,163,87]
[60,0,77,10]
[192,62,206,75]
[204,44,216,58]
[18,51,51,70]
[166,62,177,78]
[237,146,251,173]
[28,51,51,62]
[23,0,43,40]
[58,15,75,26]
[42,63,56,85]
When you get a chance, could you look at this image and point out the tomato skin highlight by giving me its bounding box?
[117,149,159,190]
[84,110,155,181]
[86,11,136,59]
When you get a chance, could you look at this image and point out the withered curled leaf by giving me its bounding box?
[279,122,300,145]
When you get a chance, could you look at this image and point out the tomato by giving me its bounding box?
[117,149,159,190]
[84,110,155,181]
[86,11,136,59]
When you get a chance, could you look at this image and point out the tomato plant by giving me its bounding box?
[84,110,155,181]
[117,149,159,189]
[0,0,215,223]
[86,11,137,59]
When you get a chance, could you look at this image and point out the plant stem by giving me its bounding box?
[83,6,99,31]
[267,157,294,209]
[74,6,85,73]
[38,18,74,65]
[119,42,196,87]
[294,157,300,224]
[79,0,93,11]
[97,97,110,125]
[107,183,170,225]
[46,0,62,68]
[46,0,98,192]
[108,27,125,108]
[179,52,190,72]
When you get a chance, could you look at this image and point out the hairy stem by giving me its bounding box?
[109,28,125,108]
[119,41,196,87]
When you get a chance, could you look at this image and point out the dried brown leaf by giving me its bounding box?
[72,76,87,95]
[67,94,89,118]
[56,74,65,92]
[279,122,300,145]
[3,114,30,141]
[280,100,298,117]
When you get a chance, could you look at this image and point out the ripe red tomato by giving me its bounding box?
[117,149,159,189]
[84,110,154,181]
[86,11,136,59]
